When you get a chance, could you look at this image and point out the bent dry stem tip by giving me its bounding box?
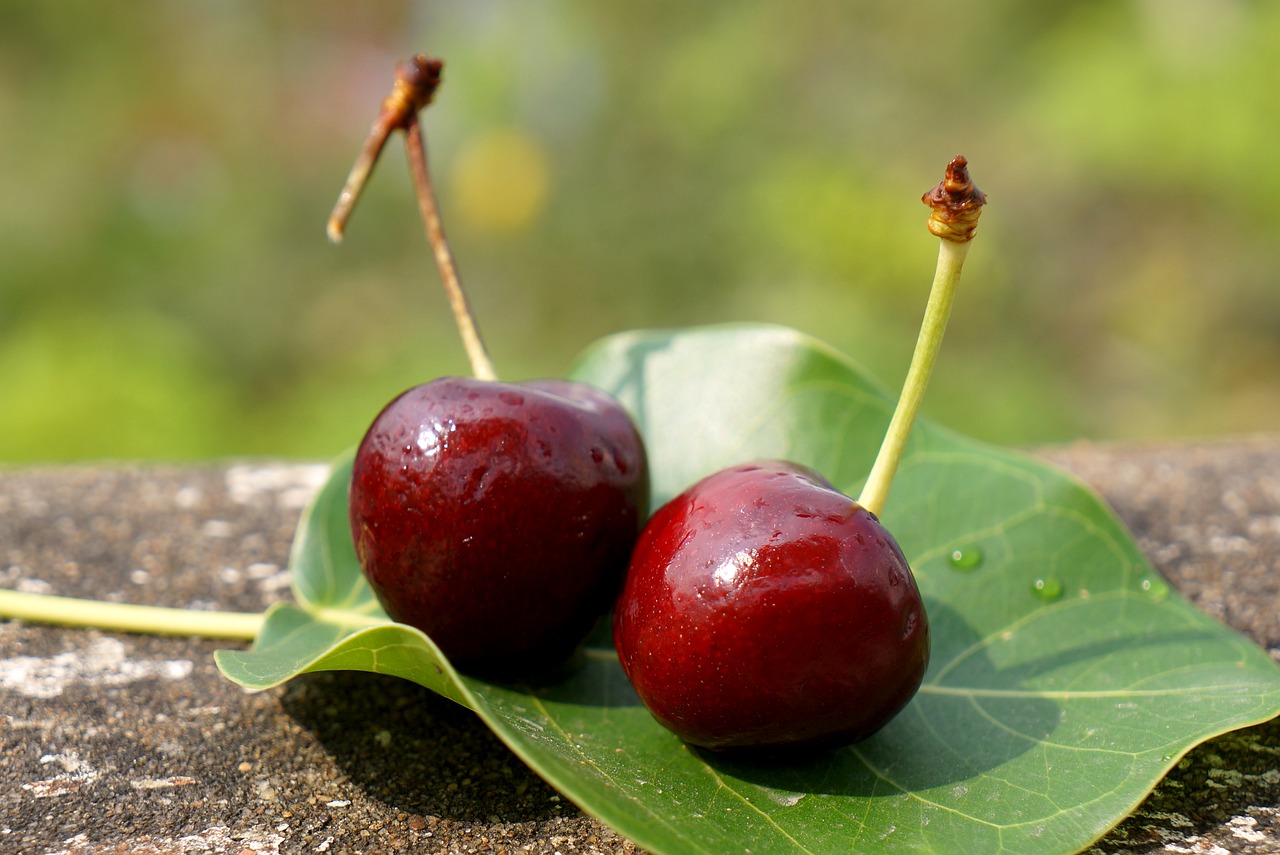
[326,56,443,243]
[325,55,498,382]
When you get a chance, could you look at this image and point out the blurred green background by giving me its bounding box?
[2,1,1278,462]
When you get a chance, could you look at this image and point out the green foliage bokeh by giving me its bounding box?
[2,1,1278,461]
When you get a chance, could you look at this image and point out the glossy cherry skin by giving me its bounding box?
[350,376,648,677]
[614,461,928,751]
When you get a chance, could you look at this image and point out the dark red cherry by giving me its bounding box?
[350,376,648,677]
[614,460,928,751]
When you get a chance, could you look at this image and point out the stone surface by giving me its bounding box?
[0,441,1278,854]
[1039,441,1280,855]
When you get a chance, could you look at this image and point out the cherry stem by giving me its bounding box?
[858,156,986,518]
[326,55,498,382]
[403,118,498,381]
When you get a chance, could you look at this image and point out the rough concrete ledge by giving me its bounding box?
[1,441,1278,854]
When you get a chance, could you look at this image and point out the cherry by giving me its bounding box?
[613,157,986,751]
[351,376,647,675]
[615,461,927,751]
[329,57,648,676]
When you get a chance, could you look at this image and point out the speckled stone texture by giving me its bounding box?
[1,441,1278,854]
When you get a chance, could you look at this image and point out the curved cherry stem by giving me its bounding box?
[327,55,498,382]
[859,156,986,518]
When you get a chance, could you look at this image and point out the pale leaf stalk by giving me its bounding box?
[0,588,263,640]
[858,155,986,518]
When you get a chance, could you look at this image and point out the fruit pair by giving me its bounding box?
[334,56,984,753]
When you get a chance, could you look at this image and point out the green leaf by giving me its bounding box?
[216,324,1280,855]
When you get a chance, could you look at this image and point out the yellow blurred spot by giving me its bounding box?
[449,127,550,235]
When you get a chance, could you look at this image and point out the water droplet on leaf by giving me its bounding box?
[1140,576,1170,601]
[1031,576,1062,600]
[948,547,983,570]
